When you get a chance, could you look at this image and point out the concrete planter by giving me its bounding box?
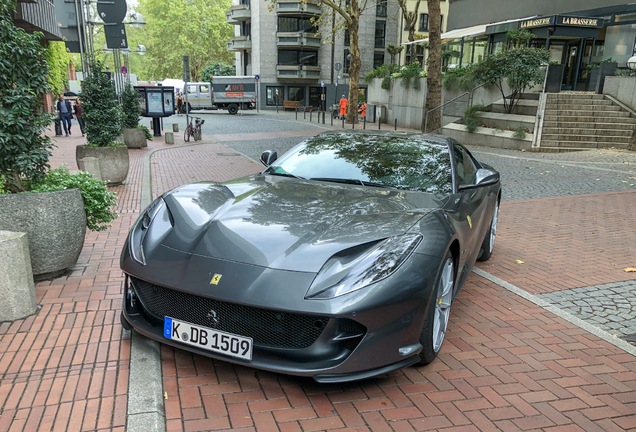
[123,127,148,149]
[76,145,129,186]
[0,189,87,280]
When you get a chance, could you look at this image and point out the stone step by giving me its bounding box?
[541,127,633,137]
[540,139,630,149]
[547,93,606,101]
[543,120,636,128]
[545,102,619,110]
[547,116,636,125]
[537,146,596,153]
[547,110,632,118]
[541,134,631,143]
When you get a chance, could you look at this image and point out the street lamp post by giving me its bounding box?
[627,56,636,71]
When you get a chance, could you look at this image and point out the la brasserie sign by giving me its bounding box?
[520,15,602,29]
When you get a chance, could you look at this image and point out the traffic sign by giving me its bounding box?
[121,65,127,75]
[255,74,260,81]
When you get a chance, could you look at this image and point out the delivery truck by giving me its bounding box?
[184,76,256,114]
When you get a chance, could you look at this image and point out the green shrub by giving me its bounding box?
[513,125,530,140]
[81,60,123,147]
[138,125,153,140]
[121,84,140,129]
[464,104,485,133]
[0,0,55,193]
[31,166,117,231]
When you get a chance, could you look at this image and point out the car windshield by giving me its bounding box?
[265,133,453,194]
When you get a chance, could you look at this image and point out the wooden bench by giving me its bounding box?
[283,100,301,111]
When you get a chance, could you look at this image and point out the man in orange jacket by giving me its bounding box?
[338,95,348,120]
[358,101,367,120]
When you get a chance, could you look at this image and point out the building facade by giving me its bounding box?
[226,0,401,109]
[397,0,450,66]
[446,1,636,91]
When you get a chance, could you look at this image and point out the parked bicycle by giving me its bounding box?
[184,116,205,142]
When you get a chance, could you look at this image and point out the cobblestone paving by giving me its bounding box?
[539,281,636,340]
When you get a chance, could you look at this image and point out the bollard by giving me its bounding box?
[394,119,397,130]
[341,117,345,129]
[172,123,179,132]
[330,114,333,126]
[295,108,298,120]
[309,111,312,122]
[363,117,366,130]
[165,132,174,144]
[378,119,381,130]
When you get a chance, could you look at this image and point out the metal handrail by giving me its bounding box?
[422,82,487,133]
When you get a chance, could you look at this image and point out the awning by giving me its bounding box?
[402,16,537,45]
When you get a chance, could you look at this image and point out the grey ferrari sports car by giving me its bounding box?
[120,131,501,383]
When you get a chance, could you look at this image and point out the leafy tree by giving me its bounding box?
[81,60,123,146]
[301,0,370,123]
[471,46,549,114]
[0,0,54,193]
[396,0,423,44]
[423,0,442,132]
[137,0,233,81]
[202,61,235,80]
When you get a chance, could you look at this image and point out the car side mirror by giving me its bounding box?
[260,150,277,166]
[474,168,499,186]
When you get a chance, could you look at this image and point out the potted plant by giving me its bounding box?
[121,84,147,148]
[587,58,617,93]
[76,60,129,185]
[0,0,117,279]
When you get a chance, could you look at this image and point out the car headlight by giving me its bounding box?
[130,197,166,265]
[305,233,422,299]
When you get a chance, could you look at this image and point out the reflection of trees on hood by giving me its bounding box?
[300,134,452,194]
[193,178,416,242]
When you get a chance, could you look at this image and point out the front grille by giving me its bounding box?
[131,277,329,349]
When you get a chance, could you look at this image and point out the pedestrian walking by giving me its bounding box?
[56,95,73,136]
[176,93,184,114]
[73,98,85,136]
[338,94,348,120]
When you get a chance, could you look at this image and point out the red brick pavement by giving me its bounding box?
[479,191,636,294]
[0,124,635,431]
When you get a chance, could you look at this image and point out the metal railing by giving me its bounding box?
[422,83,487,133]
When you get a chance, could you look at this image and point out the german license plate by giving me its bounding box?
[163,317,253,360]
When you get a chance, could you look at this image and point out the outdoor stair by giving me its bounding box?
[539,92,636,151]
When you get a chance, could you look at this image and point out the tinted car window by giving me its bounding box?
[267,133,453,194]
[453,145,478,187]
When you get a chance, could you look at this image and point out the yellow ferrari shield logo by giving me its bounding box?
[467,215,472,229]
[210,274,222,285]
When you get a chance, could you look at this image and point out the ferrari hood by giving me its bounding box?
[158,176,443,272]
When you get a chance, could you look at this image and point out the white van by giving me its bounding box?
[183,77,256,114]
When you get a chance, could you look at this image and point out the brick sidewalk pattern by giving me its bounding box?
[0,119,635,432]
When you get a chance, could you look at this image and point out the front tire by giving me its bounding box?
[477,200,499,262]
[418,251,455,365]
[228,104,239,115]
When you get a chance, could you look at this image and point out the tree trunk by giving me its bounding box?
[347,7,361,124]
[423,0,442,132]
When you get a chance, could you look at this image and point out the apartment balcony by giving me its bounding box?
[227,35,252,51]
[226,4,251,24]
[14,0,62,40]
[277,65,321,80]
[277,32,321,49]
[276,0,321,15]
